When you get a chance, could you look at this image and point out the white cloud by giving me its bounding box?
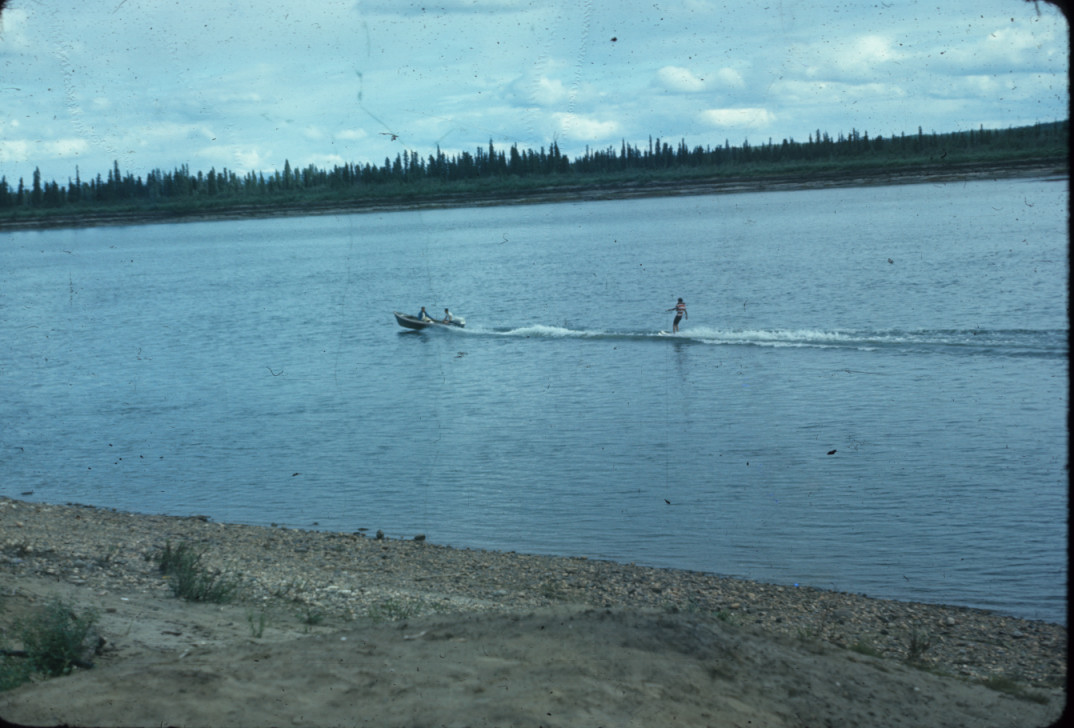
[0,140,32,164]
[337,129,370,141]
[938,22,1067,75]
[218,91,265,105]
[849,35,901,65]
[0,8,33,51]
[655,66,745,93]
[769,77,908,105]
[506,69,607,114]
[552,113,619,141]
[791,34,905,83]
[657,66,707,93]
[130,122,214,144]
[49,139,90,159]
[714,68,746,89]
[698,108,775,129]
[185,126,217,142]
[531,77,571,106]
[0,138,90,165]
[0,0,1066,183]
[233,148,270,172]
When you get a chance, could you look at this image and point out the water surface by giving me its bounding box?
[1,177,1066,623]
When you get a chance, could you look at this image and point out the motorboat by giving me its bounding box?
[393,311,465,330]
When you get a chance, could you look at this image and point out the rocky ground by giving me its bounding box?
[0,497,1067,727]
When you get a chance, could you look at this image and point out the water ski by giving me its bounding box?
[658,331,672,336]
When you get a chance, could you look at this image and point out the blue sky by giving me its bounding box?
[0,0,1068,185]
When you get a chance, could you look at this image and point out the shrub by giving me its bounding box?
[849,638,882,657]
[981,675,1051,704]
[155,541,238,603]
[907,630,932,663]
[0,653,32,692]
[1,599,99,691]
[367,599,419,623]
[299,605,325,628]
[247,609,267,638]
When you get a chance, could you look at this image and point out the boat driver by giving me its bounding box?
[442,308,453,323]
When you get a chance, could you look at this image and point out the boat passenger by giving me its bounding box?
[418,306,433,322]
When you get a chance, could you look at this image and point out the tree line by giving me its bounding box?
[0,120,1066,215]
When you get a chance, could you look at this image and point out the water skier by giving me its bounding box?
[667,298,687,333]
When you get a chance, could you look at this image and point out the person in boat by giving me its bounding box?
[666,297,687,333]
[418,306,433,322]
[441,308,453,324]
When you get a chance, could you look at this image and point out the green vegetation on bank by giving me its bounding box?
[1,599,100,691]
[153,541,238,604]
[1,121,1066,228]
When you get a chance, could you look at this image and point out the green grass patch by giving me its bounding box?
[538,581,568,601]
[367,599,420,623]
[981,675,1051,704]
[906,630,932,663]
[715,610,738,625]
[298,605,325,629]
[1,599,99,691]
[0,654,31,692]
[848,638,883,658]
[154,541,238,603]
[246,609,267,638]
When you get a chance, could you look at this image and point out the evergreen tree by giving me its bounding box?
[31,167,43,207]
[1,120,1065,222]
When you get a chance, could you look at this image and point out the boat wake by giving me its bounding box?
[448,324,1066,358]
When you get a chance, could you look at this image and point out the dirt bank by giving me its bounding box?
[0,498,1066,727]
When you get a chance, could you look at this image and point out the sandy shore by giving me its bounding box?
[0,497,1067,727]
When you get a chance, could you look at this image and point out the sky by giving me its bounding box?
[0,0,1068,186]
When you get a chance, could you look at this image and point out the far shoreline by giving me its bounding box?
[1,160,1065,232]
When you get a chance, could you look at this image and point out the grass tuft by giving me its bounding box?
[246,609,267,638]
[906,630,932,663]
[154,541,238,603]
[367,599,420,623]
[849,638,882,658]
[299,605,325,629]
[981,675,1051,704]
[1,599,99,691]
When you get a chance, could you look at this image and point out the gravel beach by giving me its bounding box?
[0,497,1066,727]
